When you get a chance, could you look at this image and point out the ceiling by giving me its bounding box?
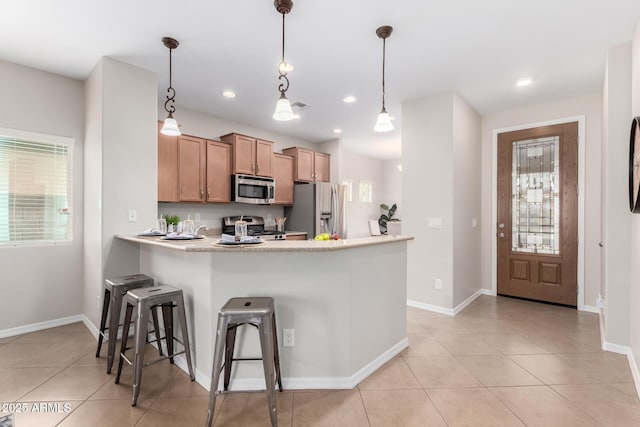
[3,1,640,159]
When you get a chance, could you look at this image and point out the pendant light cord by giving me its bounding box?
[281,13,286,67]
[381,37,386,111]
[165,47,176,114]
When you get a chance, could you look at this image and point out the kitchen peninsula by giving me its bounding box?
[116,234,411,391]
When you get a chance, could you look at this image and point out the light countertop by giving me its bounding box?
[115,233,413,252]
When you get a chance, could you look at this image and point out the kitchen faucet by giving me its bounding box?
[194,225,208,235]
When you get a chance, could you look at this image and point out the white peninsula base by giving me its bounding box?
[119,235,410,391]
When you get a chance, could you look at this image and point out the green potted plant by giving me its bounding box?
[163,214,180,232]
[378,203,399,234]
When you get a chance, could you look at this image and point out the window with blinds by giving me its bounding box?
[0,128,72,245]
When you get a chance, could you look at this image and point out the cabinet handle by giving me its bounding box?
[200,189,204,199]
[207,188,211,198]
[252,163,255,173]
[256,164,260,173]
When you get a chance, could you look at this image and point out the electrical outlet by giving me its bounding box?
[472,217,477,228]
[435,278,443,290]
[596,297,605,308]
[195,213,201,222]
[97,295,101,310]
[283,329,295,347]
[128,209,137,222]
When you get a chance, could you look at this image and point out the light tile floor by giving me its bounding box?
[1,295,639,426]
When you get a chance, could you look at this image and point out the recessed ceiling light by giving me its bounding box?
[222,90,236,98]
[342,96,357,103]
[333,128,343,134]
[516,78,532,87]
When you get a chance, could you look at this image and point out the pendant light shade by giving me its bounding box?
[161,36,181,136]
[161,113,181,136]
[374,26,393,132]
[273,0,295,121]
[273,93,295,121]
[374,108,393,132]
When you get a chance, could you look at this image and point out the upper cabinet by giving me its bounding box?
[178,135,206,202]
[157,123,231,203]
[206,141,231,203]
[273,153,294,205]
[282,147,331,183]
[221,133,274,177]
[158,122,179,202]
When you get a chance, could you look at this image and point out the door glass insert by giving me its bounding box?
[512,136,560,254]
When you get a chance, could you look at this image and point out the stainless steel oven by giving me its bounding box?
[231,174,275,204]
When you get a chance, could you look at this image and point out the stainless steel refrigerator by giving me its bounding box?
[285,182,347,239]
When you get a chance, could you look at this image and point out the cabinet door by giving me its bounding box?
[231,135,255,175]
[273,154,293,205]
[255,139,274,177]
[284,147,314,182]
[178,135,205,202]
[206,141,231,203]
[158,122,179,202]
[314,152,330,182]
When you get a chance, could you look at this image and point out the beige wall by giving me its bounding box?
[480,92,603,308]
[602,43,632,346]
[0,59,84,330]
[402,92,482,310]
[84,57,158,328]
[403,92,455,308]
[629,21,640,380]
[452,94,482,307]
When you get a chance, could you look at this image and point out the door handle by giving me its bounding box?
[499,232,505,238]
[498,223,505,229]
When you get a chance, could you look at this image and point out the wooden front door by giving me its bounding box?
[497,122,578,306]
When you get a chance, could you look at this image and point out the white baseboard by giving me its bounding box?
[407,299,454,316]
[208,338,409,392]
[453,289,486,315]
[0,314,85,339]
[627,348,640,400]
[580,304,600,314]
[407,289,491,317]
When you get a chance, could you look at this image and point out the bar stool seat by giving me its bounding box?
[96,274,163,374]
[115,284,195,406]
[206,297,283,427]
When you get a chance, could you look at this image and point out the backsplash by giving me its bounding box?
[158,203,286,233]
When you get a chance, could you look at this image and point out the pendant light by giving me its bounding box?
[374,26,394,132]
[273,0,295,121]
[160,37,181,136]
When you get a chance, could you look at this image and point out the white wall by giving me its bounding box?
[629,21,640,380]
[480,93,603,307]
[403,92,455,308]
[84,57,158,328]
[0,60,84,330]
[381,159,402,220]
[452,94,482,306]
[340,151,385,238]
[602,43,632,346]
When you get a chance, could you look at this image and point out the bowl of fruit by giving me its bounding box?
[314,233,340,241]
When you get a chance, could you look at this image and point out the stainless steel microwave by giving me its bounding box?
[231,174,275,204]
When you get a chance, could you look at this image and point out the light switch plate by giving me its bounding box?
[428,217,443,229]
[128,209,137,222]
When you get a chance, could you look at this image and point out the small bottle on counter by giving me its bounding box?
[265,214,276,231]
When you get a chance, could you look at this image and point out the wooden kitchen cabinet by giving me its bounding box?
[178,135,206,202]
[221,133,274,177]
[282,147,331,183]
[206,140,231,203]
[273,153,294,205]
[314,151,330,182]
[158,122,179,202]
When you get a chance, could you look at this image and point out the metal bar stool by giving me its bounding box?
[206,297,283,427]
[115,284,195,406]
[96,274,163,374]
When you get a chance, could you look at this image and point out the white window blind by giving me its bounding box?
[0,129,72,245]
